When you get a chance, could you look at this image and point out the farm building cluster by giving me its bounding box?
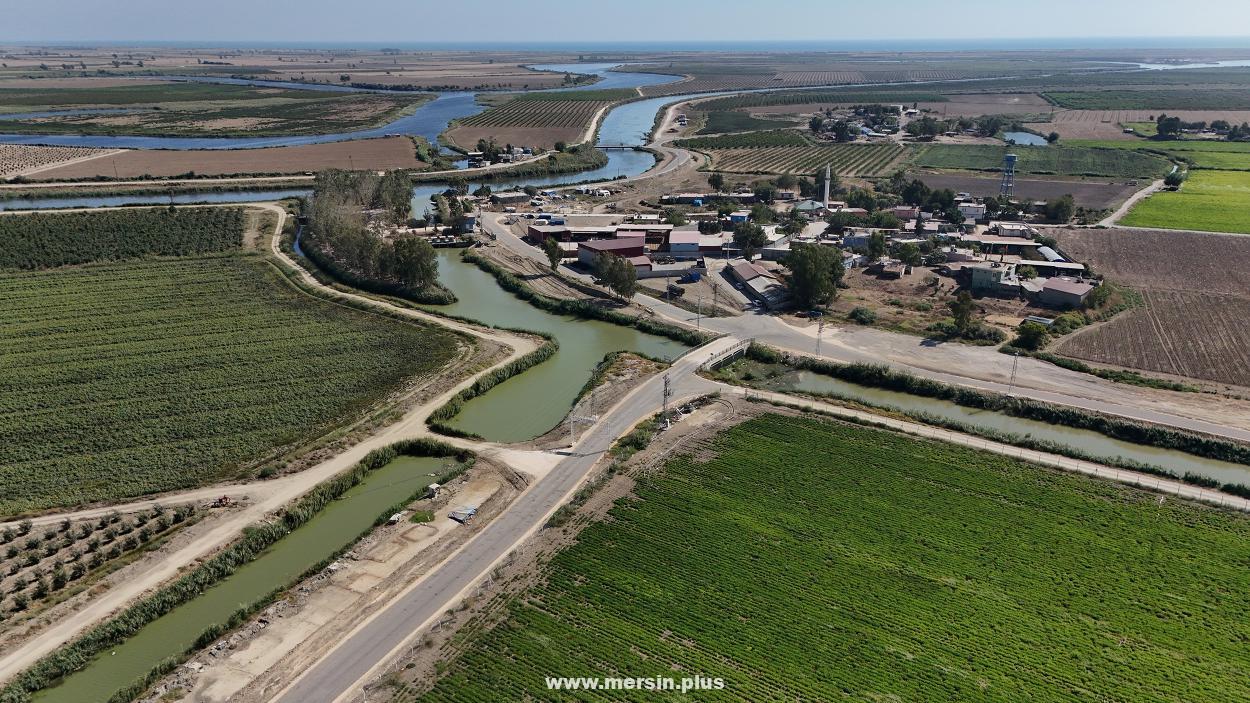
[506,186,1098,315]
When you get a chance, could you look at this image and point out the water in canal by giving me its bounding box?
[430,252,688,442]
[780,370,1250,486]
[32,455,456,703]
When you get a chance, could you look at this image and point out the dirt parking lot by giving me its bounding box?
[28,136,424,179]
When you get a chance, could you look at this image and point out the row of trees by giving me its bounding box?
[305,170,438,292]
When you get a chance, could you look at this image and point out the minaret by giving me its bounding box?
[823,163,831,209]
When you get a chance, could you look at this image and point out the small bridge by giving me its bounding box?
[701,337,754,371]
[597,144,640,150]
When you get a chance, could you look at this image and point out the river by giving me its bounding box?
[31,455,457,703]
[0,63,677,150]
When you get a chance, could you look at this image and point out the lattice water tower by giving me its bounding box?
[1000,153,1017,197]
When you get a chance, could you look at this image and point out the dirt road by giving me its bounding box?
[1099,178,1164,225]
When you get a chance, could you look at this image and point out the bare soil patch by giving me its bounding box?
[1032,109,1250,140]
[1049,226,1250,388]
[912,171,1140,209]
[32,136,423,179]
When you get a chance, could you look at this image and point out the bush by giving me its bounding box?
[848,307,877,325]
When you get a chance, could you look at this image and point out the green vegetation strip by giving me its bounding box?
[426,336,558,439]
[409,413,1250,702]
[0,439,470,703]
[910,143,1171,178]
[0,208,242,269]
[0,254,457,515]
[1044,88,1250,110]
[1122,170,1250,233]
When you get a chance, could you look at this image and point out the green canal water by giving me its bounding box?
[430,252,689,442]
[33,455,455,703]
[781,369,1250,486]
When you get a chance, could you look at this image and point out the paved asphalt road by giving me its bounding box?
[271,339,730,703]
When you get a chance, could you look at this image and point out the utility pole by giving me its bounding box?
[1007,351,1020,396]
[661,373,672,429]
[815,318,826,356]
[696,296,703,329]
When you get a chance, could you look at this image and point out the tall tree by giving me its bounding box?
[378,170,413,223]
[784,243,845,309]
[949,290,975,335]
[732,222,767,260]
[391,237,438,289]
[594,252,637,299]
[708,172,725,191]
[542,236,563,270]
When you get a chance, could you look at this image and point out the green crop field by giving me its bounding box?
[1069,138,1250,170]
[0,82,424,137]
[911,143,1171,178]
[1045,89,1250,110]
[1122,170,1250,233]
[0,207,243,269]
[695,110,795,135]
[0,250,458,516]
[400,413,1250,702]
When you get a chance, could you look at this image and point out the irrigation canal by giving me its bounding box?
[31,456,456,703]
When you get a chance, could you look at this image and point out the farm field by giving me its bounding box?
[704,143,908,177]
[0,82,426,137]
[28,136,424,180]
[1055,291,1250,388]
[694,90,948,113]
[1051,226,1250,387]
[910,143,1171,178]
[1028,109,1250,141]
[0,224,458,514]
[0,505,195,623]
[912,171,1140,209]
[1067,138,1250,171]
[444,89,635,150]
[1121,169,1250,233]
[1045,89,1250,110]
[0,144,116,178]
[695,110,795,135]
[0,207,245,268]
[401,413,1250,702]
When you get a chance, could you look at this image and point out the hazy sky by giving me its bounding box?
[5,0,1250,45]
